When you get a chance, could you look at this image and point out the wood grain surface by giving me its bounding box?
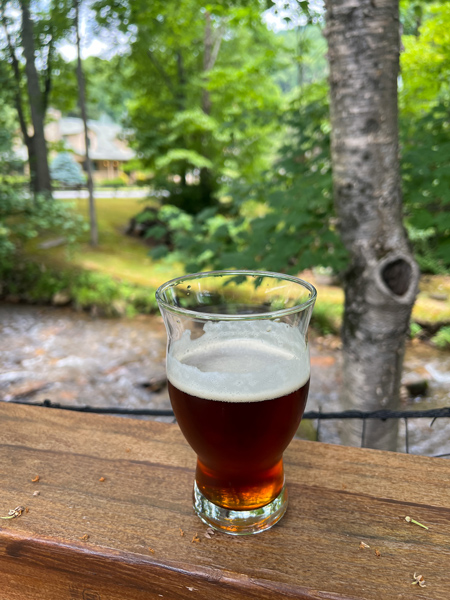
[0,402,449,599]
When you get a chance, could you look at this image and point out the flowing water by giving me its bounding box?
[0,303,449,456]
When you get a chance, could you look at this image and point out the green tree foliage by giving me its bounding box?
[51,56,133,122]
[400,1,450,272]
[94,0,283,213]
[50,152,85,186]
[0,91,23,174]
[275,25,328,94]
[0,192,86,267]
[0,84,83,263]
[0,94,25,263]
[400,2,450,114]
[157,2,450,275]
[0,0,73,192]
[84,56,133,122]
[401,105,450,272]
[150,83,347,275]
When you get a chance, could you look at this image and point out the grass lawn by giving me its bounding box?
[25,196,450,332]
[30,197,182,289]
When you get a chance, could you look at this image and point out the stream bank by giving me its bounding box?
[0,303,449,457]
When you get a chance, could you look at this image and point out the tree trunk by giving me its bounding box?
[25,137,39,193]
[20,0,52,195]
[75,0,98,247]
[199,11,218,208]
[324,0,419,450]
[202,11,213,117]
[176,50,186,112]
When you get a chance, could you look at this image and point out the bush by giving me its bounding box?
[140,84,450,277]
[71,271,157,316]
[0,189,87,267]
[401,104,450,273]
[97,174,129,188]
[410,322,423,339]
[0,174,29,188]
[145,85,348,276]
[0,182,159,317]
[432,326,450,349]
[50,152,85,186]
[0,261,158,317]
[311,301,343,335]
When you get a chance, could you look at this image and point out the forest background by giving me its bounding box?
[0,0,449,336]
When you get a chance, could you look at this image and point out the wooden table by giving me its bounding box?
[1,402,449,600]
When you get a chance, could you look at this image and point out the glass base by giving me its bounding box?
[193,481,288,535]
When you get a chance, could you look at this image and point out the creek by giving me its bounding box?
[1,303,449,457]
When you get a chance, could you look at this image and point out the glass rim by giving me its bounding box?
[155,269,317,321]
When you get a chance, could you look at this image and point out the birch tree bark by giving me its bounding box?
[324,0,419,450]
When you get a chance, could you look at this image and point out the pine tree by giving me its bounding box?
[50,152,85,186]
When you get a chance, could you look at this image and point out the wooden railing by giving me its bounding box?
[1,402,449,599]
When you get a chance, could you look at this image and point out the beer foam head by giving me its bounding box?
[167,320,309,402]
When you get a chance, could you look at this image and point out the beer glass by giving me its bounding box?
[156,270,316,535]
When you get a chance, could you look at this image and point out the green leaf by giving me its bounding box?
[149,245,169,259]
[155,149,214,170]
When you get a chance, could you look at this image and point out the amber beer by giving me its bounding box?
[168,379,309,510]
[167,321,311,511]
[157,270,316,533]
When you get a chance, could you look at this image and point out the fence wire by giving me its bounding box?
[4,399,450,458]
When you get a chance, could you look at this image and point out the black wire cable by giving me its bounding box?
[3,398,450,421]
[4,399,450,457]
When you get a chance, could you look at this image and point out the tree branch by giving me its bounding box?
[175,50,186,111]
[43,30,54,113]
[207,25,224,71]
[202,12,224,116]
[147,49,175,95]
[75,0,98,246]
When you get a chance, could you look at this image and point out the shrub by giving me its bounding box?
[410,322,423,339]
[0,261,158,317]
[97,174,129,188]
[50,152,85,186]
[432,326,450,349]
[311,301,343,335]
[0,190,86,267]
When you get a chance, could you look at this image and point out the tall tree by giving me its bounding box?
[94,0,282,213]
[0,0,70,194]
[199,9,220,204]
[0,3,32,170]
[19,0,51,194]
[74,0,98,246]
[324,0,419,450]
